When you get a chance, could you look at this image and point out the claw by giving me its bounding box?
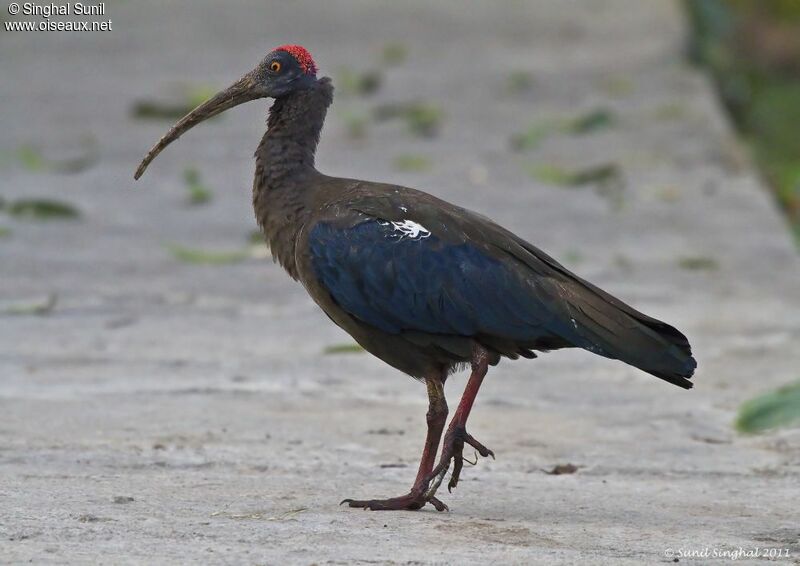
[425,428,495,499]
[343,429,494,511]
[429,496,448,512]
[448,454,463,492]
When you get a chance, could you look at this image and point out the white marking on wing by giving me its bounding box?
[378,219,431,240]
[390,220,431,240]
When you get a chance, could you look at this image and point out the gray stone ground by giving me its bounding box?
[1,1,799,564]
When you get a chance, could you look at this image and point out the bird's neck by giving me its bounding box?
[256,78,333,181]
[253,78,334,278]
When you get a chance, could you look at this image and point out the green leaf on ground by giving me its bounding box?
[185,85,217,108]
[510,109,615,151]
[563,250,583,264]
[5,199,81,220]
[381,42,408,66]
[564,108,615,134]
[166,244,249,265]
[183,167,212,205]
[14,137,99,174]
[131,84,218,121]
[600,75,634,97]
[527,164,570,185]
[374,102,444,138]
[678,256,719,270]
[132,101,192,120]
[736,381,800,433]
[510,123,554,151]
[527,163,621,187]
[17,145,46,171]
[337,67,383,96]
[405,104,444,137]
[340,111,369,139]
[392,154,432,172]
[653,102,690,121]
[323,343,365,355]
[507,71,535,94]
[0,226,11,238]
[656,186,683,202]
[1,294,57,316]
[526,163,625,210]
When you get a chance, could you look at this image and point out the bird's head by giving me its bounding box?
[255,44,319,97]
[135,44,318,179]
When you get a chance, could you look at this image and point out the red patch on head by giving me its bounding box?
[275,44,317,76]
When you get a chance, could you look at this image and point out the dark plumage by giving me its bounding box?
[136,45,696,512]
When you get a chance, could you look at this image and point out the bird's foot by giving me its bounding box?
[341,490,448,512]
[425,426,494,497]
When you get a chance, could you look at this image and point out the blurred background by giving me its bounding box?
[688,0,800,243]
[1,1,798,563]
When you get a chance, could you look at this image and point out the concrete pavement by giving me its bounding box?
[1,1,799,563]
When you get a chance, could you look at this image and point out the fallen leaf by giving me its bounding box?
[337,67,383,96]
[374,102,444,138]
[544,464,579,475]
[131,85,218,121]
[565,108,615,134]
[1,294,57,316]
[184,167,212,205]
[381,42,408,66]
[506,71,535,94]
[392,154,432,172]
[678,256,719,270]
[5,199,81,220]
[166,245,249,265]
[323,343,365,355]
[15,136,99,174]
[736,381,800,433]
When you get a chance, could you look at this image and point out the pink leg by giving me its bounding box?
[342,372,449,511]
[425,345,494,499]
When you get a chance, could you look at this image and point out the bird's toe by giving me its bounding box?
[427,427,495,496]
[340,493,446,512]
[462,432,494,459]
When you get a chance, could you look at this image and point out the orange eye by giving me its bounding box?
[270,61,281,73]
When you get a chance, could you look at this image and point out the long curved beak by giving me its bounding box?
[134,73,266,180]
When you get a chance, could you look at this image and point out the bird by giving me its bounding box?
[135,45,697,512]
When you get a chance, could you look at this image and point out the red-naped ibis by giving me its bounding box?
[135,45,696,512]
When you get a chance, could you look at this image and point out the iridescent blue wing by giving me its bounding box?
[308,217,577,343]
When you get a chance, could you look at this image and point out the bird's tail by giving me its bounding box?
[560,279,697,389]
[506,236,696,388]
